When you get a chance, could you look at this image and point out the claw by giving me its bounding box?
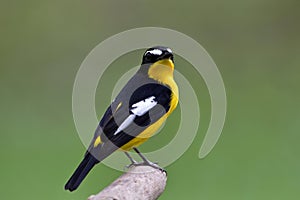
[133,147,166,173]
[124,148,167,174]
[125,161,138,169]
[124,152,138,169]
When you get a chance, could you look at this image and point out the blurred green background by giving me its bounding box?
[1,0,299,199]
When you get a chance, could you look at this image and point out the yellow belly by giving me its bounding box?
[120,114,168,150]
[120,91,178,151]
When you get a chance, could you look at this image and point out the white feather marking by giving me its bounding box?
[113,96,157,136]
[131,96,157,116]
[147,49,163,56]
[114,115,136,135]
[166,48,172,53]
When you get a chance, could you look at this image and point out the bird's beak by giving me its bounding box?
[160,52,174,63]
[156,58,174,70]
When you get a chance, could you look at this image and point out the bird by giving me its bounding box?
[65,46,179,192]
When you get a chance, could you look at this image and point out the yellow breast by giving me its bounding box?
[120,59,179,150]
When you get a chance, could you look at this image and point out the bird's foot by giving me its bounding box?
[142,160,166,173]
[126,160,166,173]
[124,148,166,173]
[125,160,139,169]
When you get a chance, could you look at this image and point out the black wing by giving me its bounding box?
[87,73,172,160]
[102,82,171,147]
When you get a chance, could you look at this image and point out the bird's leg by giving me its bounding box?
[132,147,152,164]
[124,151,138,169]
[132,147,166,172]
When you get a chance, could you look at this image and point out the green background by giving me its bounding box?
[1,0,299,199]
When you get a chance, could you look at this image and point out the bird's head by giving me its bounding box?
[142,46,174,65]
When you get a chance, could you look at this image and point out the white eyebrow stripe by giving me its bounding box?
[147,49,163,55]
[166,48,172,53]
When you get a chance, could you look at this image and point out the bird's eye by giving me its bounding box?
[144,52,153,61]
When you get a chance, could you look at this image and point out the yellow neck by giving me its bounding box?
[148,59,174,83]
[147,59,178,114]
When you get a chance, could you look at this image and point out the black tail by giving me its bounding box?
[65,152,99,192]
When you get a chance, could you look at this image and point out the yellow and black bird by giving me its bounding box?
[65,46,179,191]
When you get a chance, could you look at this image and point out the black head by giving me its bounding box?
[142,46,174,64]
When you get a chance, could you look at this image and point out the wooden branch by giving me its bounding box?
[88,165,167,200]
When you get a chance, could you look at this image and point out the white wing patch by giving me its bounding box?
[147,49,163,56]
[131,96,157,116]
[113,96,157,135]
[113,115,136,136]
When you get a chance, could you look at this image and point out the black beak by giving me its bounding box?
[160,52,174,62]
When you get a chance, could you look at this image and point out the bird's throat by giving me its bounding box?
[148,59,174,83]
